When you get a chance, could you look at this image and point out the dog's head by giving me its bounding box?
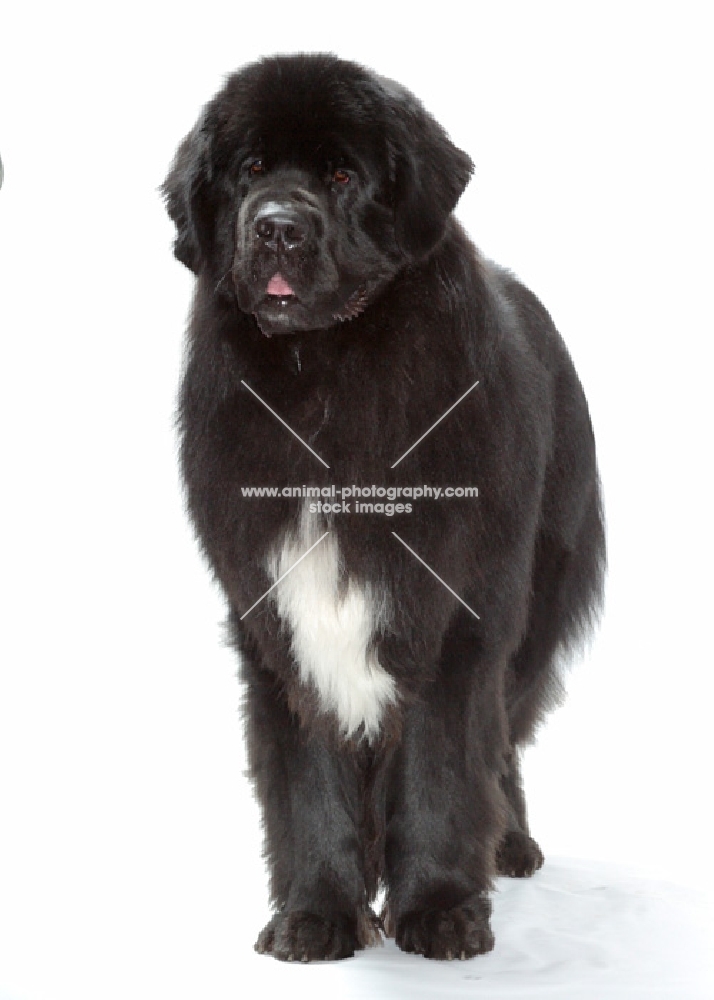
[162,54,473,336]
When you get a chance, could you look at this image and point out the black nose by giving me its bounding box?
[254,203,309,251]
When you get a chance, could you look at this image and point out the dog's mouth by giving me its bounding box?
[266,272,295,299]
[253,271,304,337]
[252,272,368,337]
[264,273,300,309]
[255,273,303,335]
[262,271,301,310]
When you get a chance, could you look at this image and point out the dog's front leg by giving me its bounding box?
[243,656,381,962]
[382,631,509,960]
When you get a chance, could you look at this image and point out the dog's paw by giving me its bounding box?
[255,909,361,962]
[395,899,494,960]
[496,830,544,877]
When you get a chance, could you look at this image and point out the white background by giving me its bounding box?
[0,3,712,999]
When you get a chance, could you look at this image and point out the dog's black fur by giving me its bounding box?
[163,53,605,962]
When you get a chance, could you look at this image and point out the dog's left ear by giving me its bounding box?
[382,78,474,261]
[161,117,215,274]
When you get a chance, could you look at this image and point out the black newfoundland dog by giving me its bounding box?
[163,53,605,963]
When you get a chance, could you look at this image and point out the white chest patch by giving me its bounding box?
[266,503,395,740]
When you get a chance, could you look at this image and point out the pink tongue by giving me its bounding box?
[266,273,295,296]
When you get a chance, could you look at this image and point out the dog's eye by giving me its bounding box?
[332,168,351,185]
[249,159,265,176]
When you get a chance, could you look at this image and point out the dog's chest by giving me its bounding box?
[266,503,395,740]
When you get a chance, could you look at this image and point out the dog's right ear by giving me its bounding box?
[161,118,214,274]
